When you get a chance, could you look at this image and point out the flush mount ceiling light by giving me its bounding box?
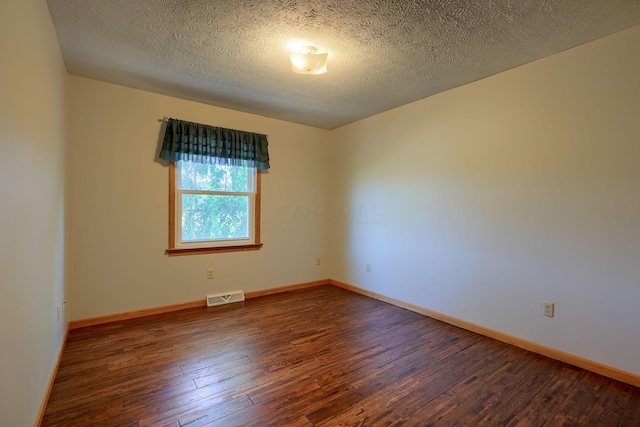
[289,46,328,75]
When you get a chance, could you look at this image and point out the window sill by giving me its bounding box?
[166,243,263,256]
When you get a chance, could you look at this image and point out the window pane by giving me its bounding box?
[179,161,252,192]
[181,194,249,241]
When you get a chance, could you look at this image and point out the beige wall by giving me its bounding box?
[0,0,68,425]
[331,26,640,375]
[67,76,331,320]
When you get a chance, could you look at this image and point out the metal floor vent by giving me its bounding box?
[206,290,245,307]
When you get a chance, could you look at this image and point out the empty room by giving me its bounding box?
[1,0,639,426]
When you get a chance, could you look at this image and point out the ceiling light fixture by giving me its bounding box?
[289,46,328,75]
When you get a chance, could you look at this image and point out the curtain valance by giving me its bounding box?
[160,118,270,170]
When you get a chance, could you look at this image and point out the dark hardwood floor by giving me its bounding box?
[42,285,640,426]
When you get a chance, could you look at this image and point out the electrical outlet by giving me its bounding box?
[207,269,214,279]
[366,263,371,273]
[315,257,321,266]
[542,301,555,318]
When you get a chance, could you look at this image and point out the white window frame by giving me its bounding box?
[167,161,262,256]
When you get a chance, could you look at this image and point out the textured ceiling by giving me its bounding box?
[47,0,640,129]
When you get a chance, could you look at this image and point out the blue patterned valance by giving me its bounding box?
[160,118,270,170]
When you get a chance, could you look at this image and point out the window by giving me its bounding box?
[159,117,269,255]
[166,161,262,256]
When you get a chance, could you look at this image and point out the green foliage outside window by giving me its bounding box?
[178,161,253,242]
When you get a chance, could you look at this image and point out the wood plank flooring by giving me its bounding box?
[42,285,640,426]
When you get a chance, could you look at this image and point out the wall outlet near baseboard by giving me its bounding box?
[542,301,555,318]
[207,269,214,279]
[366,263,371,273]
[315,257,321,266]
